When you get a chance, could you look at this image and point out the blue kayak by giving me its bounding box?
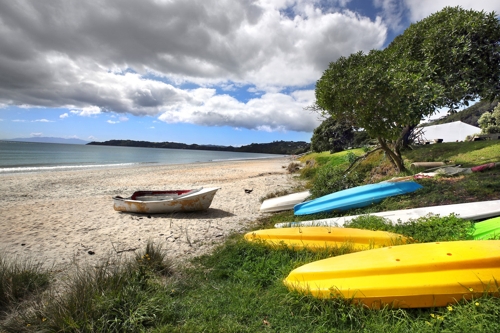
[294,181,423,216]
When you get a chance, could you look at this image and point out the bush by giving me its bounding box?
[310,165,362,198]
[345,214,475,243]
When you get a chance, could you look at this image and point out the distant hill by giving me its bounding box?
[7,137,89,144]
[88,139,310,155]
[426,100,499,127]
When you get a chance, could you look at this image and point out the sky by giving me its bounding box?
[0,1,499,146]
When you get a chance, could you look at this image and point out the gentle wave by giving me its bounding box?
[211,155,286,162]
[0,163,138,173]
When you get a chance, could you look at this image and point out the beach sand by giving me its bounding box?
[0,157,299,271]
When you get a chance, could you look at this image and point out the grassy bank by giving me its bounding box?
[1,141,500,332]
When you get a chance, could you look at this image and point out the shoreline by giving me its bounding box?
[0,157,298,271]
[0,155,289,176]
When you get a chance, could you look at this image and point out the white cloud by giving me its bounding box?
[107,120,119,124]
[374,0,406,31]
[60,113,69,119]
[78,106,102,117]
[0,0,387,133]
[12,119,27,122]
[33,119,54,122]
[30,132,43,137]
[157,88,319,132]
[88,135,97,141]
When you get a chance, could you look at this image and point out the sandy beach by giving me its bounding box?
[0,157,298,270]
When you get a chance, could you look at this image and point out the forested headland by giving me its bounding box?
[87,139,310,155]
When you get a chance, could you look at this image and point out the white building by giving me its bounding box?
[419,121,481,143]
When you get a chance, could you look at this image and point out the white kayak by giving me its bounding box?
[260,191,311,213]
[275,200,500,228]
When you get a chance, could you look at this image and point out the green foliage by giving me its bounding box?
[0,256,50,312]
[478,102,500,134]
[298,149,364,181]
[389,7,500,107]
[345,214,475,243]
[310,165,362,198]
[311,117,356,153]
[344,151,358,164]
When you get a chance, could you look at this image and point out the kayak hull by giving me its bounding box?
[260,191,311,213]
[474,217,500,240]
[294,181,422,216]
[244,227,409,251]
[284,241,500,308]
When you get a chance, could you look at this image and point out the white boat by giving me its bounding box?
[260,191,311,213]
[275,200,500,228]
[113,187,220,214]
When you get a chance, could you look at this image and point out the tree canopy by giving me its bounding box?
[312,6,500,172]
[478,102,500,134]
[310,117,355,153]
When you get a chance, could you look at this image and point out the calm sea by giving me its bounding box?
[0,141,286,174]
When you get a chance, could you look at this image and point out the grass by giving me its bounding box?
[1,140,500,332]
[0,256,50,314]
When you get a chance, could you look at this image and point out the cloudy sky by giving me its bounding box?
[0,0,499,145]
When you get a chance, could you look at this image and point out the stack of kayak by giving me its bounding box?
[245,180,500,309]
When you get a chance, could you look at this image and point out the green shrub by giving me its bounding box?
[310,165,362,198]
[345,214,475,242]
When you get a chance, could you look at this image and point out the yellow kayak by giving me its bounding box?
[244,227,409,251]
[284,240,500,308]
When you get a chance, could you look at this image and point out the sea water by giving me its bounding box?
[0,141,285,174]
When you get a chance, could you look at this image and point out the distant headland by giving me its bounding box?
[87,139,310,155]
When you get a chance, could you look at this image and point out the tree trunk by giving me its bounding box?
[377,137,407,173]
[401,125,417,148]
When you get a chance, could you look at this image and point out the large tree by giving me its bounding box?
[311,116,356,153]
[312,7,500,172]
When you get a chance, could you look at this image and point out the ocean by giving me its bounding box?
[0,141,286,174]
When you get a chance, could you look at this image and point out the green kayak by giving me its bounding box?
[473,217,500,240]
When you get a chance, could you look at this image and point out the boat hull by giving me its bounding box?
[284,240,500,308]
[244,227,409,251]
[260,191,311,213]
[294,181,422,216]
[474,217,500,240]
[276,200,500,228]
[113,187,220,214]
